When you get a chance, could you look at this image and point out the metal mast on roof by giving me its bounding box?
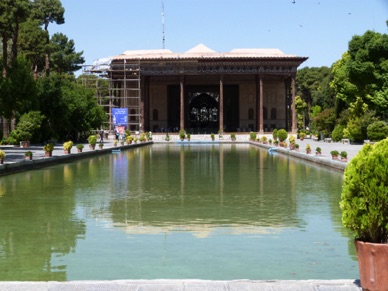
[162,1,165,49]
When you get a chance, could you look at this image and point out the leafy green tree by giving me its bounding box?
[312,108,336,137]
[37,73,106,141]
[295,95,308,129]
[0,0,30,76]
[0,56,37,136]
[30,0,65,74]
[296,66,332,108]
[18,19,47,75]
[13,111,45,142]
[50,33,84,74]
[331,25,388,117]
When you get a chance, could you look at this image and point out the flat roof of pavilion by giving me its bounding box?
[109,43,308,61]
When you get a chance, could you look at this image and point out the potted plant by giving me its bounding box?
[139,133,146,143]
[120,140,125,146]
[126,135,134,144]
[210,133,215,141]
[249,131,256,141]
[277,129,288,147]
[76,144,84,153]
[340,138,388,290]
[330,150,339,160]
[179,129,186,141]
[299,132,306,141]
[24,151,33,160]
[230,133,236,141]
[43,143,54,157]
[63,141,73,154]
[187,133,191,141]
[340,151,348,162]
[260,136,268,144]
[88,135,97,150]
[274,140,279,147]
[0,149,6,164]
[289,135,296,145]
[145,131,152,141]
[18,131,32,148]
[98,142,104,149]
[165,133,170,141]
[113,140,118,147]
[295,143,300,151]
[305,143,311,154]
[315,147,322,155]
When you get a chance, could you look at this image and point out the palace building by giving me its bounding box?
[83,44,308,133]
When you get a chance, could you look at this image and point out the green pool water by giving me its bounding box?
[0,144,358,281]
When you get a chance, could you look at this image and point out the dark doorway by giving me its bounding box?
[167,85,239,133]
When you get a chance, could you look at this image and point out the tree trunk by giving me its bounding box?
[44,22,50,76]
[11,21,19,62]
[2,35,8,78]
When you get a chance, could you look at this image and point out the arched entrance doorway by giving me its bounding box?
[189,92,218,132]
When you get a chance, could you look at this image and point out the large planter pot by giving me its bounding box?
[45,151,52,157]
[355,240,388,290]
[89,144,96,150]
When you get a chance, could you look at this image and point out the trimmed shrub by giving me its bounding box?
[277,129,288,142]
[367,121,388,141]
[340,138,388,243]
[272,129,278,141]
[331,124,345,142]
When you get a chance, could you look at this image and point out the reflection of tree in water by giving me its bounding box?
[0,167,85,281]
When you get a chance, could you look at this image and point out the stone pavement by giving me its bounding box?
[0,136,365,290]
[0,279,362,291]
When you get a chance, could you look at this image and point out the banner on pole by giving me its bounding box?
[112,108,128,126]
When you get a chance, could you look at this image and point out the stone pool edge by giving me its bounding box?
[0,279,362,290]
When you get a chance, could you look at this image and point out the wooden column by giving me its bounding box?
[255,75,259,131]
[259,75,264,133]
[219,75,224,133]
[180,76,185,130]
[291,74,297,134]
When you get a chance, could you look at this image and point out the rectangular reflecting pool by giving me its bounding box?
[0,144,358,281]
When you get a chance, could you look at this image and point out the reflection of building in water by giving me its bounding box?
[106,144,302,237]
[83,44,307,133]
[114,222,283,239]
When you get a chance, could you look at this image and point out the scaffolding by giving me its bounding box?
[82,58,142,132]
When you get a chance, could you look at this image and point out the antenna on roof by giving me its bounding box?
[161,1,165,49]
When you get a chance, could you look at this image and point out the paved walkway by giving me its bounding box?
[0,136,365,290]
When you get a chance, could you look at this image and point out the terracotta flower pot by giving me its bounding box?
[355,240,388,290]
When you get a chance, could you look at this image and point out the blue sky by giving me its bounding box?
[52,0,388,71]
